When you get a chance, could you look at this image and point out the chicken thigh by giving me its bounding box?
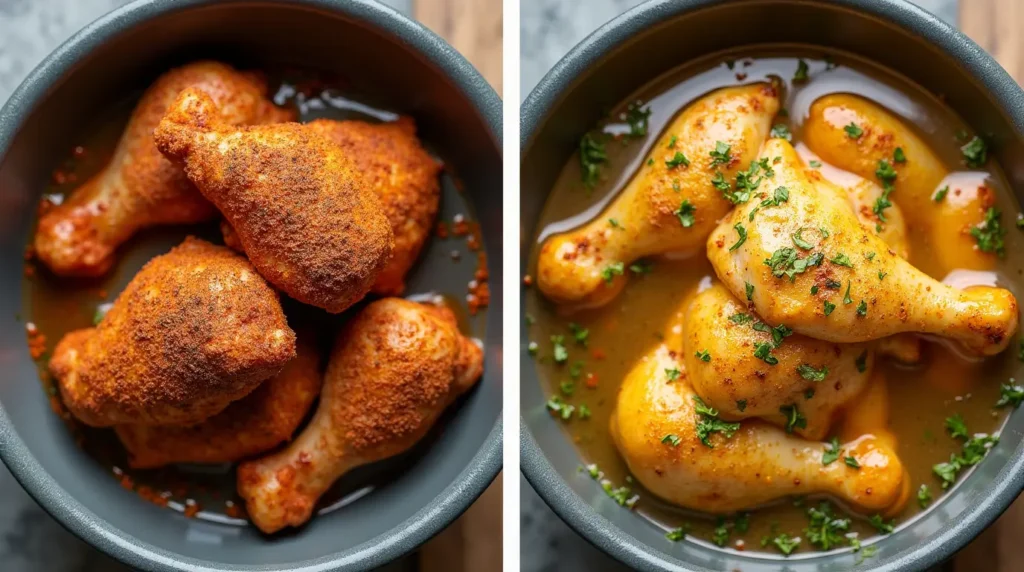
[803,94,993,275]
[236,298,483,534]
[34,61,293,277]
[706,138,1018,356]
[50,237,296,426]
[611,323,907,515]
[154,88,393,313]
[682,283,872,440]
[221,117,441,295]
[536,83,779,308]
[114,329,321,468]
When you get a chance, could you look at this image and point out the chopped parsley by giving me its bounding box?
[770,532,801,555]
[769,323,793,347]
[780,404,807,433]
[763,247,824,282]
[855,350,869,373]
[608,218,623,229]
[665,367,681,382]
[770,123,793,141]
[792,228,816,250]
[961,136,988,168]
[661,434,682,447]
[917,484,932,508]
[674,199,696,227]
[728,223,748,251]
[625,102,652,138]
[579,133,607,188]
[754,342,779,365]
[797,364,829,382]
[893,147,906,163]
[729,312,754,325]
[865,252,876,261]
[693,395,740,447]
[844,456,861,469]
[712,518,730,547]
[868,515,895,534]
[736,399,747,412]
[823,300,836,316]
[546,396,575,420]
[601,262,625,283]
[843,281,853,305]
[694,349,711,362]
[822,436,841,465]
[933,186,949,202]
[710,141,732,166]
[630,260,654,274]
[856,300,868,317]
[971,207,1006,257]
[844,122,864,138]
[665,526,689,541]
[793,59,810,82]
[568,323,589,346]
[830,252,853,267]
[878,271,887,281]
[875,159,898,183]
[551,335,568,364]
[745,282,755,301]
[805,502,850,550]
[932,418,999,489]
[809,160,822,168]
[945,414,969,439]
[559,381,575,395]
[665,151,690,169]
[578,404,592,420]
[667,135,677,148]
[996,381,1024,408]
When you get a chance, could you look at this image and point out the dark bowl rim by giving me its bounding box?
[0,0,502,570]
[519,0,1024,570]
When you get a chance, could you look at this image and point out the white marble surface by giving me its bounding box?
[519,0,957,570]
[0,2,408,570]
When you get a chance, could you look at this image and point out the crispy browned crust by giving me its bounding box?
[154,88,393,313]
[114,330,321,468]
[307,118,441,294]
[235,298,483,533]
[50,237,296,426]
[34,61,295,277]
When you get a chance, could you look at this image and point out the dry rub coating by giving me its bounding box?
[154,88,394,313]
[114,330,322,468]
[50,237,296,427]
[34,61,294,277]
[236,298,483,534]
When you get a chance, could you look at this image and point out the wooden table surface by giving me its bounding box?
[413,0,503,570]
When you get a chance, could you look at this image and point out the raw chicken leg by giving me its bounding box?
[706,138,1017,356]
[154,88,393,313]
[50,238,295,427]
[803,94,993,274]
[682,283,872,440]
[536,83,779,308]
[610,319,906,514]
[34,61,292,277]
[236,298,483,534]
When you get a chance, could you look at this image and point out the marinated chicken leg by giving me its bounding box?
[236,298,483,534]
[682,283,872,440]
[803,94,993,274]
[221,117,441,295]
[50,237,296,427]
[114,330,321,468]
[611,333,906,514]
[34,61,293,277]
[706,139,1018,356]
[154,88,394,313]
[536,83,779,308]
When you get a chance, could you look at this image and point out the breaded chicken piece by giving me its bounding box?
[50,237,296,427]
[34,61,294,277]
[220,118,441,295]
[236,298,483,534]
[114,330,321,468]
[154,88,394,313]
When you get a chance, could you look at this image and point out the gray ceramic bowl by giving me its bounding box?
[521,0,1024,570]
[0,1,502,570]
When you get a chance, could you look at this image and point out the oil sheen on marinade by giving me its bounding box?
[526,49,1023,553]
[22,74,485,525]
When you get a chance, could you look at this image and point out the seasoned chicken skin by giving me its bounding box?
[34,61,293,277]
[707,139,1018,356]
[114,330,321,468]
[50,237,296,427]
[803,94,992,275]
[682,283,872,440]
[611,321,907,515]
[536,83,779,308]
[154,88,393,313]
[236,298,483,534]
[222,118,441,295]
